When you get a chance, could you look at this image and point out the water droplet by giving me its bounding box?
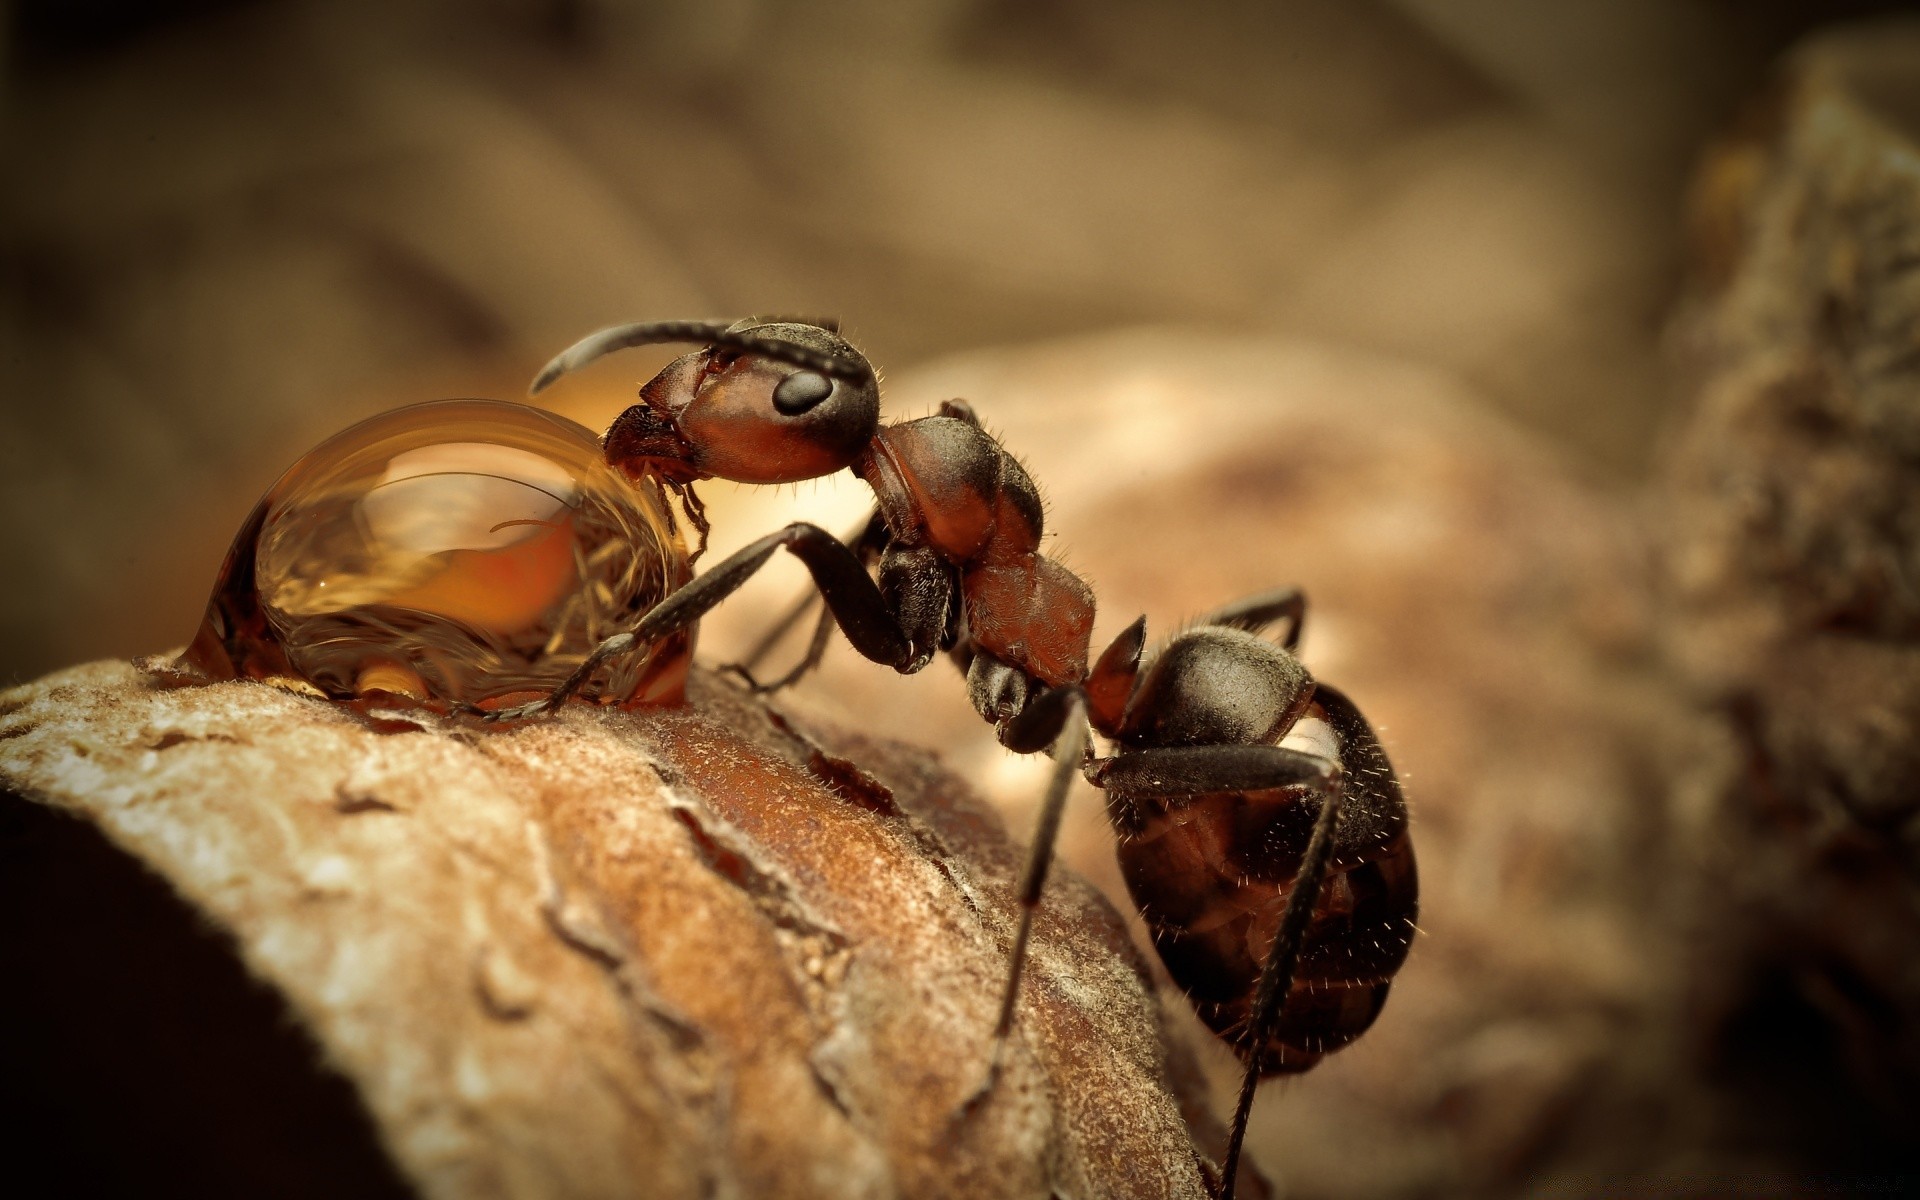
[172,400,692,708]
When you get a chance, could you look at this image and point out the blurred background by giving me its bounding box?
[6,1,1919,1197]
[3,0,1904,680]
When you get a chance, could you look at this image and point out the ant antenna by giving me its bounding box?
[529,319,870,395]
[735,314,841,334]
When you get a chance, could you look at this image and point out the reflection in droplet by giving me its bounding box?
[172,399,692,708]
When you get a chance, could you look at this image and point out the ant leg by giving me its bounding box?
[1218,779,1342,1200]
[485,522,923,721]
[1090,743,1342,1200]
[939,398,982,426]
[1092,743,1334,798]
[723,604,837,696]
[962,685,1090,1108]
[1199,587,1306,651]
[722,508,886,693]
[724,594,828,686]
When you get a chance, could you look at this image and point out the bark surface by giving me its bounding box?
[0,663,1227,1199]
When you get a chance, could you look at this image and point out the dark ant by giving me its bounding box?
[502,317,1418,1200]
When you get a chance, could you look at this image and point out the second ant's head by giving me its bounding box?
[532,317,880,486]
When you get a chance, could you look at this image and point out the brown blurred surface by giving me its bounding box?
[3,0,1901,684]
[1662,20,1920,1180]
[7,3,1920,1197]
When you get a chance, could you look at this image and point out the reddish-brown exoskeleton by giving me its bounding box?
[503,318,1418,1199]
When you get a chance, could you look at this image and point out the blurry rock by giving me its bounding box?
[1664,16,1920,1151]
[0,662,1226,1199]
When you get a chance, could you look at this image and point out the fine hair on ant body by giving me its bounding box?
[499,317,1418,1199]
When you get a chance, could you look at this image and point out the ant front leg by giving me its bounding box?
[1094,743,1343,1200]
[485,522,945,721]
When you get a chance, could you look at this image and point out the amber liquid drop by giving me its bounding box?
[173,400,692,708]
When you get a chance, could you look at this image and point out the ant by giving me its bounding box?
[500,317,1418,1200]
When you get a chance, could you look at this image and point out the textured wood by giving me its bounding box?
[0,662,1227,1199]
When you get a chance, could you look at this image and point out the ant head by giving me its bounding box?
[531,318,881,486]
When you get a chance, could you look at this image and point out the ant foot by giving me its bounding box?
[717,662,800,696]
[952,1043,1009,1124]
[478,632,635,721]
[481,696,561,724]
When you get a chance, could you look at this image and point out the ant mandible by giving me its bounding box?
[501,317,1418,1200]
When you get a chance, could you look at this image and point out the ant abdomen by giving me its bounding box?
[1110,663,1418,1075]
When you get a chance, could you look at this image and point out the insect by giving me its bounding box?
[511,318,1419,1199]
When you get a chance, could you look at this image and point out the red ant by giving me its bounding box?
[501,318,1418,1200]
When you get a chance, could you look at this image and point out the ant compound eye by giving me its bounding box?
[772,370,834,415]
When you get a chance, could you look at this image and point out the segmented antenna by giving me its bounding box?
[530,319,868,395]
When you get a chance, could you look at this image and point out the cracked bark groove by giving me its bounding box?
[0,663,1240,1199]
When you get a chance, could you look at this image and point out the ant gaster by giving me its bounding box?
[505,318,1418,1200]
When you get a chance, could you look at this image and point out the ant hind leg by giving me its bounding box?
[1219,777,1343,1200]
[1199,587,1306,652]
[1087,741,1343,1200]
